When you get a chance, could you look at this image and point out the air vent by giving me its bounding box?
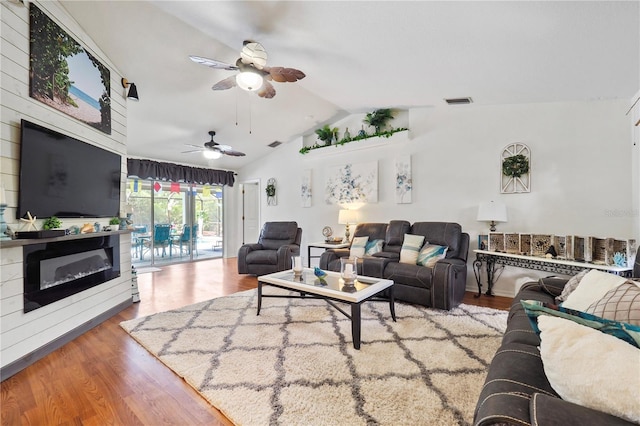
[268,141,282,148]
[445,97,473,105]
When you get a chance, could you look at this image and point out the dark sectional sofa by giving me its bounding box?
[473,256,640,426]
[319,221,469,310]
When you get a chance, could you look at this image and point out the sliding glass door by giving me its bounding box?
[126,179,223,267]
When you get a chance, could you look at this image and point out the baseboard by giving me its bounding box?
[0,299,132,381]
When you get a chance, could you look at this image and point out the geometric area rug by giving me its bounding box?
[120,288,508,426]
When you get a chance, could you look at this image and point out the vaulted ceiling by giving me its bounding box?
[60,1,640,170]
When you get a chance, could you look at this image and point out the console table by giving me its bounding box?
[472,249,632,297]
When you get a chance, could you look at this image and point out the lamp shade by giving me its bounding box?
[127,83,139,101]
[236,71,263,91]
[338,209,359,225]
[477,201,508,223]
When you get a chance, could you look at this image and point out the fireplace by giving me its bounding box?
[23,235,120,313]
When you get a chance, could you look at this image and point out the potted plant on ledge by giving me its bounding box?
[315,124,338,146]
[363,108,394,134]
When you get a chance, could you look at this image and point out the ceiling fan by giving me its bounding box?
[182,131,246,159]
[189,40,305,98]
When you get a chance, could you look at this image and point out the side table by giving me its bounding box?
[307,241,350,267]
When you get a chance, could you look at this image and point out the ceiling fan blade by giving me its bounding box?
[216,144,233,151]
[257,80,276,98]
[181,149,203,154]
[266,67,306,83]
[212,75,238,91]
[184,144,202,149]
[222,149,246,157]
[189,55,238,71]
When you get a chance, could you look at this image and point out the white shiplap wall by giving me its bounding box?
[1,1,132,370]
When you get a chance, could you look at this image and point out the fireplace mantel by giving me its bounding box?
[0,229,132,248]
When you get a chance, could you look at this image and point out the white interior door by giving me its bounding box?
[242,181,260,244]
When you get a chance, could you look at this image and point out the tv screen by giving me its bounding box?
[18,120,121,219]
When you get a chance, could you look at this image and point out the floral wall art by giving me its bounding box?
[301,169,312,207]
[395,155,412,203]
[325,161,378,204]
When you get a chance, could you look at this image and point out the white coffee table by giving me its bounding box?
[257,268,395,349]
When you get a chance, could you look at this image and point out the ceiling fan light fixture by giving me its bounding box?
[236,71,263,91]
[203,149,222,159]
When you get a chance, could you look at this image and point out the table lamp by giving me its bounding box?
[477,201,507,232]
[338,209,359,242]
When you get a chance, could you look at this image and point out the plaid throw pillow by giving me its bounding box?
[585,281,640,326]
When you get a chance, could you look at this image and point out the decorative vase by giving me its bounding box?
[343,127,351,141]
[292,255,303,279]
[340,257,357,287]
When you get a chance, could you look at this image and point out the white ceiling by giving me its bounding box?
[60,1,640,170]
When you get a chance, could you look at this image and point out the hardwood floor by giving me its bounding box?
[1,258,512,425]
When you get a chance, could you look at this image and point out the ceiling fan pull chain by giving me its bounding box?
[235,89,239,127]
[249,95,252,135]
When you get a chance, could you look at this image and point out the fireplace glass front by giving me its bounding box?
[23,235,120,313]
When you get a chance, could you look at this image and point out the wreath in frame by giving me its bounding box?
[502,154,529,178]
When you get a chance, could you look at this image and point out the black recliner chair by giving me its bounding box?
[237,221,302,275]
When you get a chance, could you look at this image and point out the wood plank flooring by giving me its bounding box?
[1,258,512,425]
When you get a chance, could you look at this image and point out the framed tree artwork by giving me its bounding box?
[29,3,111,134]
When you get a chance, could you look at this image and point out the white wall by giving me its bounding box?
[631,89,640,238]
[232,100,635,297]
[0,1,132,369]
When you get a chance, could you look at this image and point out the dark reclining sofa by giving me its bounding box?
[473,247,640,426]
[319,220,469,310]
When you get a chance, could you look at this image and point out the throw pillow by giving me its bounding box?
[555,269,589,302]
[585,281,640,326]
[520,299,640,348]
[399,234,425,264]
[350,236,368,259]
[537,316,640,424]
[364,239,384,256]
[416,244,448,267]
[561,269,627,311]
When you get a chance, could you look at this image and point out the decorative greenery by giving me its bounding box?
[265,183,276,197]
[299,127,408,154]
[502,154,530,178]
[315,124,338,146]
[42,216,62,230]
[363,108,394,133]
[109,217,121,225]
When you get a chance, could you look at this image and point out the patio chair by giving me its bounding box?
[174,224,198,256]
[131,225,148,259]
[144,224,171,258]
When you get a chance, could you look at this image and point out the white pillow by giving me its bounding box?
[399,234,425,264]
[561,269,627,311]
[350,236,368,259]
[538,315,640,424]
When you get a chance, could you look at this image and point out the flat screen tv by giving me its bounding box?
[18,119,121,219]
